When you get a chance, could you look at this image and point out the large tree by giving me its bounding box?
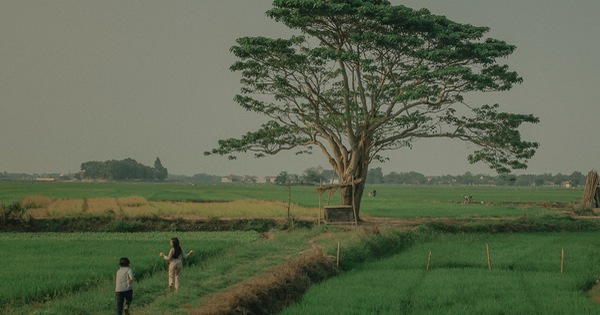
[153,157,168,181]
[207,0,539,219]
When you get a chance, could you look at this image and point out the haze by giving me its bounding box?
[1,1,598,176]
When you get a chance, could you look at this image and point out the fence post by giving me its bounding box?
[286,180,292,220]
[318,180,322,226]
[486,242,492,271]
[561,248,565,273]
[337,241,340,269]
[351,176,358,226]
[426,251,432,272]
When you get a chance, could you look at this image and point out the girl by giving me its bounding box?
[159,237,194,291]
[115,257,134,315]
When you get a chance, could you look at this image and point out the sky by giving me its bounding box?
[1,0,599,177]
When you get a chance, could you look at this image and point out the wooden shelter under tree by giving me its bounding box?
[316,179,360,225]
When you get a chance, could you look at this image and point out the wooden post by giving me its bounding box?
[561,248,565,273]
[326,188,335,206]
[426,251,432,272]
[486,242,492,271]
[351,176,358,226]
[318,180,322,226]
[286,180,292,220]
[336,241,340,269]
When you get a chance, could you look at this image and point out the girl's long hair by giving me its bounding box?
[171,237,182,259]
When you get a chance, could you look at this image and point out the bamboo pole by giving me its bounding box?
[336,241,340,269]
[352,176,358,226]
[286,180,291,220]
[561,248,565,273]
[486,242,492,271]
[426,251,432,272]
[318,179,322,226]
[327,187,335,206]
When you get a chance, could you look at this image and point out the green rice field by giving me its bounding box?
[283,232,600,314]
[0,231,262,314]
[0,228,327,314]
[0,181,597,314]
[0,181,585,219]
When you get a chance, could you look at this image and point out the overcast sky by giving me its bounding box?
[1,1,598,177]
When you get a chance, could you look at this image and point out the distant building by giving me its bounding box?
[35,177,55,182]
[221,175,274,184]
[257,176,277,184]
[221,175,237,183]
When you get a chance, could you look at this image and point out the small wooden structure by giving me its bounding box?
[316,176,361,225]
[323,205,355,223]
[581,170,600,209]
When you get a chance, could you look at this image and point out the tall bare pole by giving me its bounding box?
[318,179,322,226]
[352,176,358,225]
[286,179,291,220]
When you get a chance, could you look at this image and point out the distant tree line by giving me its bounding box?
[369,168,587,187]
[80,157,168,181]
[0,165,588,187]
[168,173,222,183]
[270,167,587,188]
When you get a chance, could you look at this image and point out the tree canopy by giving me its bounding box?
[153,157,168,181]
[80,157,168,181]
[206,0,539,219]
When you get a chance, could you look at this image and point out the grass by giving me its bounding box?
[0,182,301,204]
[0,182,586,221]
[0,182,596,314]
[282,231,600,315]
[0,231,260,314]
[2,221,600,314]
[18,196,317,220]
[0,227,348,315]
[359,185,581,219]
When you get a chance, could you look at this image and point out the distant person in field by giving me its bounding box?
[159,237,195,292]
[115,257,134,315]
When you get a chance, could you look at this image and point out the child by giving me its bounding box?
[115,257,134,315]
[159,237,194,291]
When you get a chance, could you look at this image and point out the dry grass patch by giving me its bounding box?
[21,195,55,218]
[19,196,318,219]
[115,196,153,217]
[21,195,54,208]
[85,198,120,215]
[116,196,148,207]
[120,204,159,217]
[46,199,84,216]
[152,199,317,218]
[25,208,50,218]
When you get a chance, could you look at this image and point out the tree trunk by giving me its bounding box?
[331,144,370,221]
[339,166,368,221]
[340,179,366,221]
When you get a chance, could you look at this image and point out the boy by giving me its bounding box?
[115,257,134,315]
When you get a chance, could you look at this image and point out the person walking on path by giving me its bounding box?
[115,257,134,315]
[159,237,194,292]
